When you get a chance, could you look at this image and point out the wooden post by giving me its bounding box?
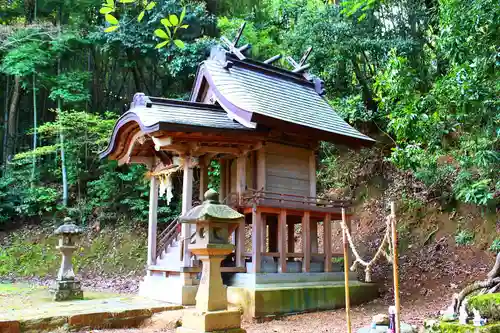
[181,157,193,267]
[287,220,295,253]
[278,210,287,273]
[324,214,332,272]
[236,154,246,204]
[256,148,266,191]
[199,156,208,202]
[147,176,158,267]
[302,211,311,273]
[391,202,401,333]
[310,219,318,253]
[342,208,352,333]
[261,216,267,253]
[252,209,262,273]
[309,151,316,198]
[219,159,226,203]
[236,218,245,268]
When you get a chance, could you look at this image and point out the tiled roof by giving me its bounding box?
[201,58,375,144]
[132,98,251,131]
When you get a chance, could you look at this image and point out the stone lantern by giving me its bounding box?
[50,217,84,301]
[177,189,246,333]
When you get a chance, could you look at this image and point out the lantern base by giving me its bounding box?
[50,279,83,301]
[176,309,245,333]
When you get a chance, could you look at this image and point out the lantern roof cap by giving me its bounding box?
[54,217,83,235]
[180,189,244,223]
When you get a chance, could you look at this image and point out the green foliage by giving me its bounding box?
[0,227,147,277]
[490,239,500,253]
[208,160,220,191]
[455,229,475,246]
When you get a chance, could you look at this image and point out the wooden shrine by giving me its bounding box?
[100,25,378,318]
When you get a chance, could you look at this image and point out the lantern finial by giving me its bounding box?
[204,189,219,203]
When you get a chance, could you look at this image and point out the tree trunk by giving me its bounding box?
[351,57,377,112]
[2,76,10,170]
[6,76,20,163]
[31,72,37,184]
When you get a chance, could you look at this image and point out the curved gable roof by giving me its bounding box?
[192,57,375,147]
[100,98,254,160]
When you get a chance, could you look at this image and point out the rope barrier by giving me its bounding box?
[340,214,394,282]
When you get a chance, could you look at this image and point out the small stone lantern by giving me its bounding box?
[177,189,246,333]
[50,217,84,301]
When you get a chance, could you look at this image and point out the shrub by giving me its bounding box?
[490,239,500,253]
[455,229,475,246]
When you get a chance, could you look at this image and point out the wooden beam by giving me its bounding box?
[287,219,295,253]
[256,147,266,190]
[310,219,318,253]
[199,156,208,201]
[118,131,146,165]
[129,156,154,169]
[147,176,159,266]
[181,158,193,267]
[324,214,332,272]
[236,154,247,197]
[236,219,245,268]
[261,215,267,253]
[309,150,316,198]
[252,209,262,273]
[151,136,173,151]
[302,211,311,272]
[278,209,287,273]
[219,159,227,202]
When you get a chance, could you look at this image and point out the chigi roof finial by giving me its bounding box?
[286,46,313,80]
[220,22,251,60]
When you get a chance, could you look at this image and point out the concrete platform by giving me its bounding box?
[0,284,183,333]
[227,273,379,319]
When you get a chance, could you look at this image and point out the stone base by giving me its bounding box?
[50,279,83,301]
[139,273,198,305]
[176,309,245,333]
[357,323,416,333]
[228,279,379,319]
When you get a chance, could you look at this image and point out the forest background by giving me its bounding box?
[0,0,498,277]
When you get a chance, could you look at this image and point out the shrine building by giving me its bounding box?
[100,29,378,318]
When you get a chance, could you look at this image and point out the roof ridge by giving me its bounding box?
[146,97,225,112]
[225,54,315,88]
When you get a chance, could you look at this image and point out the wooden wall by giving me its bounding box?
[264,143,312,197]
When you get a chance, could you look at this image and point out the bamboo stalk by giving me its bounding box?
[391,202,401,333]
[342,208,352,333]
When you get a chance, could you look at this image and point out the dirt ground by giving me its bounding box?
[76,295,448,333]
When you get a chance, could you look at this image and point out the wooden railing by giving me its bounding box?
[228,189,351,211]
[156,217,180,256]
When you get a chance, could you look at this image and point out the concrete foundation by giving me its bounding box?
[227,273,378,319]
[139,273,198,305]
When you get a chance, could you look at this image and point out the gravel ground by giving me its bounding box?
[76,295,449,333]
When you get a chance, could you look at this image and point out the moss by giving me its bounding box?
[438,321,500,333]
[0,227,146,278]
[469,294,500,320]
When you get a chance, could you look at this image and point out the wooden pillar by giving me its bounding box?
[309,151,316,198]
[236,219,245,268]
[236,154,246,202]
[181,157,193,267]
[287,219,295,253]
[256,148,266,190]
[278,210,287,273]
[261,216,267,253]
[310,219,318,253]
[147,176,158,267]
[302,211,311,272]
[267,216,278,252]
[324,214,332,272]
[199,156,209,202]
[219,159,226,203]
[252,209,262,273]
